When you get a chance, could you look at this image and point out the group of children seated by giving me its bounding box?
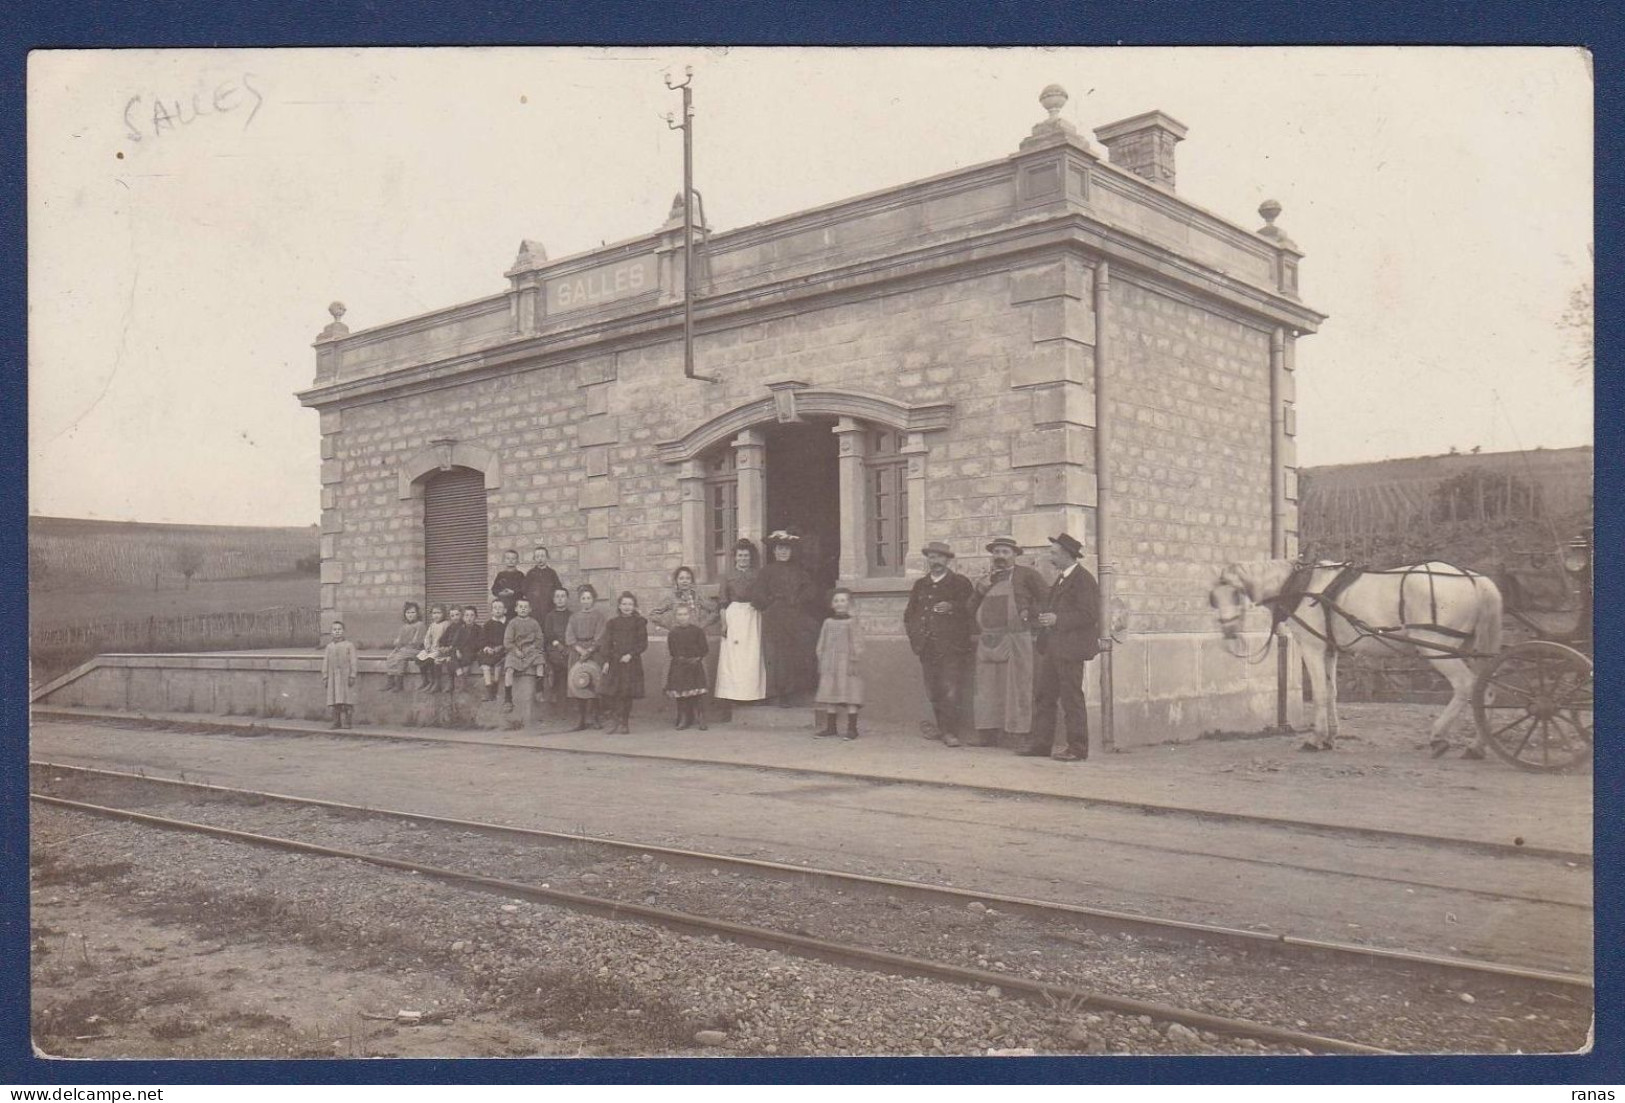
[378,584,711,735]
[318,544,868,737]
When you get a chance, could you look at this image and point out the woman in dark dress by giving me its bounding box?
[598,592,648,734]
[755,531,821,706]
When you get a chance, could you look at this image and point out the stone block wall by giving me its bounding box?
[316,252,1299,739]
[324,261,1100,646]
[1104,278,1276,636]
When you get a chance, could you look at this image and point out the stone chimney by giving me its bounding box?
[1092,111,1188,191]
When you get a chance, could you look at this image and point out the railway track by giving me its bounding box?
[30,709,1594,865]
[30,762,1593,1056]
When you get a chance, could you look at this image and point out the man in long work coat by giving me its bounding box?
[1019,532,1101,762]
[904,541,976,748]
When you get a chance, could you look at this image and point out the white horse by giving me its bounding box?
[1209,560,1503,756]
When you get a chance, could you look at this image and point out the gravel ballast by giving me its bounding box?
[29,770,1591,1057]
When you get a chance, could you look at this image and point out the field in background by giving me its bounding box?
[30,515,319,592]
[1298,445,1592,702]
[29,517,321,686]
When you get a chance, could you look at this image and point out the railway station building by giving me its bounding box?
[296,86,1325,740]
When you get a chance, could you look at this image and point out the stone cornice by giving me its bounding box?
[655,389,954,464]
[298,213,1325,411]
[1088,161,1282,271]
[707,156,1014,254]
[319,293,509,353]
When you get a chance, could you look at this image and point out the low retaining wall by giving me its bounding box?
[32,630,1298,744]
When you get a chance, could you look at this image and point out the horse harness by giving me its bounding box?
[1259,562,1480,659]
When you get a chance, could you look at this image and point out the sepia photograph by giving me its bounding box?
[25,46,1593,1062]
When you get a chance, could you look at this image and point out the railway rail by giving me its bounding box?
[30,762,1593,1056]
[30,708,1593,865]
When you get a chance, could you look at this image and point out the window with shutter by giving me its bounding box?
[423,467,489,612]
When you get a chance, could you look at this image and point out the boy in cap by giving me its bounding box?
[903,541,976,747]
[1020,532,1101,761]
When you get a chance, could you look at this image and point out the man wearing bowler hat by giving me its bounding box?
[1020,532,1101,762]
[904,541,977,748]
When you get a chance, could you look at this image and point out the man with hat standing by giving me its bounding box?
[904,541,977,747]
[1020,532,1101,761]
[969,536,1048,747]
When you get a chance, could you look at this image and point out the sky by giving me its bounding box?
[28,47,1593,527]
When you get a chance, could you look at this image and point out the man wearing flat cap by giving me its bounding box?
[904,541,976,747]
[968,536,1048,747]
[1019,532,1101,762]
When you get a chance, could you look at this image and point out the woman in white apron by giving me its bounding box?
[714,539,767,702]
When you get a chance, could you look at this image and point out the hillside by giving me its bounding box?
[29,515,319,592]
[1299,445,1592,574]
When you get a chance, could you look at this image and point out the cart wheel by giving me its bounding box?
[1473,641,1593,772]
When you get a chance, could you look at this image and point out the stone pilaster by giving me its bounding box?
[677,458,708,573]
[317,407,344,622]
[1008,257,1099,555]
[832,417,869,580]
[900,431,929,577]
[577,376,622,575]
[733,428,767,551]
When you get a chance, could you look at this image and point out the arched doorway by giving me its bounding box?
[764,417,840,589]
[660,386,952,584]
[423,466,489,612]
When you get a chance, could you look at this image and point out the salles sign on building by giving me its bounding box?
[546,253,658,313]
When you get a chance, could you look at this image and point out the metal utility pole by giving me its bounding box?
[666,67,718,383]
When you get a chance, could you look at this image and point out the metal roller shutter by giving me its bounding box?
[423,467,490,613]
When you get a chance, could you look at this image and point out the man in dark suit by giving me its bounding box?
[904,541,977,748]
[1019,532,1100,762]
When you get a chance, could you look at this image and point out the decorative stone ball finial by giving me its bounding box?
[316,300,351,342]
[1039,84,1069,119]
[1020,83,1084,152]
[1255,199,1297,251]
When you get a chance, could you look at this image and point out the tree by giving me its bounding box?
[1561,248,1593,383]
[174,543,205,590]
